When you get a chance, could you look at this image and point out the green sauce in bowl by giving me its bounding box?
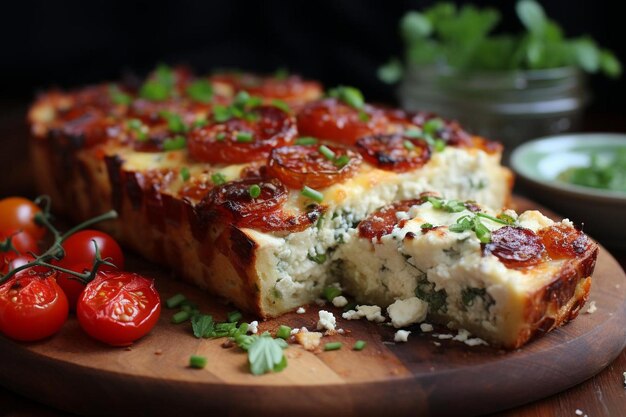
[557,149,626,193]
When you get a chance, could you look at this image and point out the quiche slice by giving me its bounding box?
[28,66,513,320]
[339,196,598,348]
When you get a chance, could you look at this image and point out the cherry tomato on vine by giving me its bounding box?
[0,197,46,239]
[0,230,39,274]
[57,262,92,311]
[56,230,124,271]
[77,271,161,346]
[0,269,69,341]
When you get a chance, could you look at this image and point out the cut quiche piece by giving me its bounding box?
[339,196,598,348]
[28,66,514,320]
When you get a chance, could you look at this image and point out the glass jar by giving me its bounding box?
[398,65,589,155]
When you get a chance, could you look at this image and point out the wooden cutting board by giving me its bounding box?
[0,197,625,417]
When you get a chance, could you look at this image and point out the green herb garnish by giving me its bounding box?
[236,131,254,143]
[324,342,342,351]
[319,145,336,161]
[189,355,208,369]
[328,86,366,109]
[301,186,324,203]
[271,98,291,113]
[249,184,261,199]
[162,135,186,151]
[211,172,227,185]
[191,314,215,338]
[108,84,132,105]
[140,64,175,101]
[276,325,291,340]
[165,293,186,309]
[353,340,367,351]
[295,137,318,146]
[171,310,191,324]
[248,334,288,375]
[186,79,214,103]
[557,150,626,193]
[323,285,342,302]
[307,253,327,264]
[227,311,243,323]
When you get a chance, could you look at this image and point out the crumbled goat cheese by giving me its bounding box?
[337,328,345,334]
[394,330,411,342]
[420,323,434,332]
[464,337,488,347]
[317,310,337,331]
[296,307,306,314]
[387,297,428,328]
[623,371,626,387]
[290,328,300,335]
[575,410,583,416]
[342,305,386,323]
[248,321,258,334]
[453,329,471,342]
[433,341,441,347]
[332,295,348,308]
[433,333,454,340]
[395,211,410,220]
[585,300,597,314]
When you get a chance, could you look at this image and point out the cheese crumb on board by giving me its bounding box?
[248,321,259,334]
[585,300,597,314]
[332,296,348,307]
[420,323,434,332]
[296,307,306,314]
[575,410,583,416]
[342,305,386,322]
[295,331,323,351]
[394,330,411,342]
[387,297,428,328]
[317,310,337,331]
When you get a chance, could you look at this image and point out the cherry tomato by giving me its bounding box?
[0,230,39,274]
[296,98,388,145]
[77,271,161,346]
[0,197,46,239]
[483,227,546,268]
[56,230,124,271]
[57,262,92,311]
[188,106,297,164]
[0,269,69,341]
[356,134,432,172]
[267,144,362,189]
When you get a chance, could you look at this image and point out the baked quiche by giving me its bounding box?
[26,65,594,349]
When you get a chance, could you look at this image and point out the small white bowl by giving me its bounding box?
[510,133,626,248]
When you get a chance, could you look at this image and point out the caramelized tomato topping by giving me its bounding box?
[296,98,388,145]
[358,199,424,242]
[188,106,296,164]
[356,134,431,172]
[267,144,362,189]
[538,224,592,259]
[205,177,288,223]
[483,226,546,268]
[54,106,111,147]
[245,76,323,106]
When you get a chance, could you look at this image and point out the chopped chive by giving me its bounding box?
[211,172,227,185]
[127,119,143,130]
[334,155,350,168]
[249,184,261,199]
[186,79,214,103]
[274,67,289,80]
[404,128,422,138]
[323,285,341,302]
[328,86,365,109]
[301,186,324,203]
[193,117,208,128]
[421,223,434,229]
[271,99,291,113]
[423,118,444,136]
[358,110,370,122]
[324,342,342,351]
[308,253,327,264]
[189,355,207,369]
[213,106,231,123]
[236,131,254,143]
[180,167,190,182]
[318,145,336,161]
[166,293,186,309]
[171,310,191,324]
[434,139,446,152]
[108,84,132,105]
[295,137,318,146]
[227,311,242,323]
[162,135,187,151]
[216,132,226,141]
[403,140,416,151]
[276,325,291,340]
[353,340,367,351]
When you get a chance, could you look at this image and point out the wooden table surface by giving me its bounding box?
[1,103,625,416]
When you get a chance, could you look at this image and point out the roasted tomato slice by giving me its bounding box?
[52,106,111,148]
[483,226,546,268]
[188,106,297,164]
[267,144,362,189]
[356,134,431,172]
[76,271,161,346]
[245,76,323,106]
[206,177,288,225]
[297,98,388,145]
[358,199,424,242]
[0,269,69,342]
[538,224,592,259]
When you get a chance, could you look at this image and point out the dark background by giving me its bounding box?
[1,0,625,113]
